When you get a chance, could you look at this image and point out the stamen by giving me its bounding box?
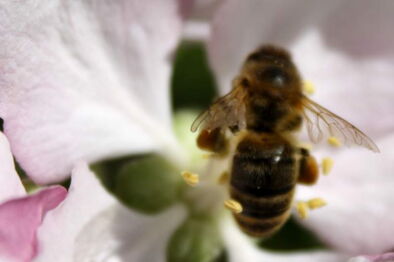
[181,171,199,186]
[217,171,229,185]
[303,80,315,95]
[307,198,327,209]
[224,199,243,214]
[322,157,334,175]
[296,201,309,219]
[201,153,213,159]
[299,142,313,151]
[327,136,341,147]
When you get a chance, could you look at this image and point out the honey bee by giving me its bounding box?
[191,45,379,238]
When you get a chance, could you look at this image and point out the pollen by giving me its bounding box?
[327,136,342,147]
[217,171,229,185]
[224,199,243,214]
[299,142,313,151]
[296,201,309,219]
[303,80,315,95]
[307,198,327,209]
[202,153,213,159]
[322,157,334,175]
[181,171,199,186]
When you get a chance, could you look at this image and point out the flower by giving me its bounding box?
[0,0,394,261]
[0,133,67,262]
[208,0,394,257]
[0,132,186,262]
[0,0,188,184]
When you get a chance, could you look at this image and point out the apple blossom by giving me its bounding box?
[0,133,67,262]
[0,132,186,262]
[208,0,394,256]
[0,0,189,184]
[0,0,393,261]
[0,130,387,261]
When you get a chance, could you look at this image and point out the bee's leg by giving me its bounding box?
[217,171,229,185]
[197,127,228,154]
[297,148,319,185]
[181,128,228,187]
[295,148,327,218]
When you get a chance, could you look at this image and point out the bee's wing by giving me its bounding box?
[301,96,379,152]
[191,86,246,133]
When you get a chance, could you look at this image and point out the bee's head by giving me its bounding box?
[239,45,302,104]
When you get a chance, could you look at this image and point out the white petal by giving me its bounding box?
[182,21,210,42]
[34,163,186,262]
[349,253,394,262]
[188,0,224,20]
[73,204,186,262]
[297,134,394,254]
[220,215,346,262]
[208,0,394,139]
[348,257,370,262]
[0,0,185,184]
[0,132,25,202]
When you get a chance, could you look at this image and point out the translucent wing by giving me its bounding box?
[301,96,379,152]
[191,85,246,133]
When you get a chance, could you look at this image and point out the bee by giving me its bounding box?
[191,45,379,238]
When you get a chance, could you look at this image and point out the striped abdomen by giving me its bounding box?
[230,133,297,237]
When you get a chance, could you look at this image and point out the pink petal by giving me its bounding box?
[297,134,394,254]
[220,216,346,262]
[0,132,25,201]
[0,1,186,184]
[0,186,67,262]
[350,253,394,262]
[208,0,394,139]
[35,162,186,262]
[34,163,116,261]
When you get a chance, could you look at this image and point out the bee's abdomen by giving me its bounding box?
[230,133,296,237]
[230,186,295,237]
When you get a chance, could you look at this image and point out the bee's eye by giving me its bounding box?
[258,67,289,87]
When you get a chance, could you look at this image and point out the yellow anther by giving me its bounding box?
[322,157,334,175]
[201,153,213,159]
[298,142,313,151]
[224,199,243,214]
[296,201,309,219]
[217,171,229,185]
[307,198,327,210]
[181,171,199,186]
[303,80,315,95]
[327,136,342,147]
